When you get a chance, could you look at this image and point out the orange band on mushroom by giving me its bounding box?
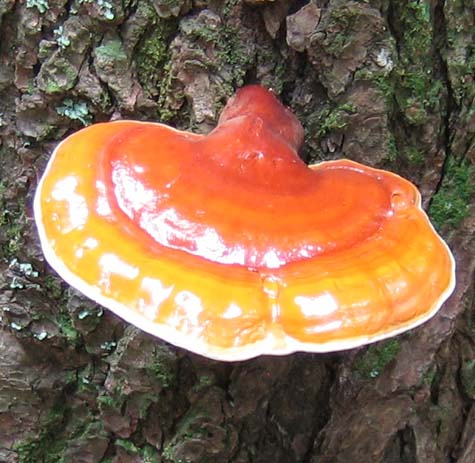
[34,85,455,360]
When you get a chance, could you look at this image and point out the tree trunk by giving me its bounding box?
[0,0,474,462]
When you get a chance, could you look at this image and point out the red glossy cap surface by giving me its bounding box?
[34,85,455,360]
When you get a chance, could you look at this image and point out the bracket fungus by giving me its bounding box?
[34,85,455,361]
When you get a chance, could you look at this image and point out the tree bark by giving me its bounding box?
[0,0,474,462]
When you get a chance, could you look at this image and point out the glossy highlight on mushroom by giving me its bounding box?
[34,85,456,361]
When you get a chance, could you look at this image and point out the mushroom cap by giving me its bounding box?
[34,85,455,361]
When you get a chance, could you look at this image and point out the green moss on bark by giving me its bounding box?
[185,20,252,88]
[0,179,27,260]
[429,157,475,231]
[354,339,400,379]
[13,402,67,463]
[391,0,443,125]
[134,2,177,99]
[317,103,357,137]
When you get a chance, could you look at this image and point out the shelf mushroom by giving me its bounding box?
[34,85,455,361]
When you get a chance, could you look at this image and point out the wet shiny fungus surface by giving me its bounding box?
[35,85,455,360]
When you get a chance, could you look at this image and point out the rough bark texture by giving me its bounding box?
[0,0,474,462]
